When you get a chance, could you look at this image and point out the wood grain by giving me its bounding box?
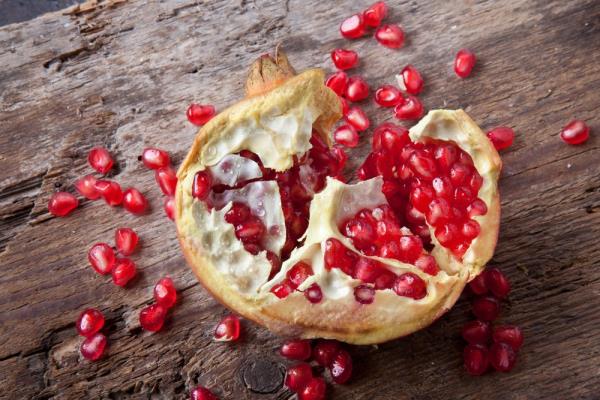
[1,0,599,399]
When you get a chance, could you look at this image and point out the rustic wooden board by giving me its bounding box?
[1,0,599,398]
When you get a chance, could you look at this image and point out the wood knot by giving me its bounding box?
[240,358,285,394]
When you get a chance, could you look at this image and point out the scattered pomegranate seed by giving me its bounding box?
[330,349,353,384]
[454,49,476,78]
[190,386,218,400]
[141,148,170,170]
[469,272,488,295]
[560,119,590,145]
[463,344,489,376]
[325,71,349,96]
[281,339,312,361]
[331,49,358,70]
[214,314,241,341]
[139,303,167,332]
[374,85,403,107]
[345,76,370,102]
[492,325,524,351]
[74,175,100,200]
[111,258,137,287]
[285,363,313,392]
[400,65,424,95]
[76,308,105,337]
[354,284,375,304]
[48,192,78,217]
[80,332,107,361]
[299,377,326,400]
[164,197,175,220]
[340,14,366,39]
[472,296,500,321]
[192,170,212,200]
[122,188,148,214]
[363,1,387,27]
[334,124,359,147]
[485,267,511,299]
[304,283,323,303]
[489,342,517,372]
[115,227,138,256]
[345,106,370,131]
[88,147,114,174]
[375,24,404,49]
[394,95,424,120]
[462,320,491,345]
[313,340,340,367]
[393,272,427,299]
[88,243,116,275]
[155,167,178,197]
[486,127,514,151]
[95,180,124,206]
[186,104,215,126]
[154,277,177,308]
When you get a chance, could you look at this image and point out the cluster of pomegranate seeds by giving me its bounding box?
[270,260,322,302]
[88,227,140,287]
[213,314,241,341]
[48,192,79,217]
[141,147,178,220]
[76,308,107,361]
[139,277,178,332]
[560,119,590,145]
[462,267,523,375]
[88,147,114,174]
[186,104,216,126]
[331,49,358,70]
[454,49,477,78]
[486,126,515,151]
[190,386,218,400]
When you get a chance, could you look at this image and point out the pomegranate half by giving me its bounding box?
[175,49,501,344]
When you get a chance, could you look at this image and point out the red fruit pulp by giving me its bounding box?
[187,104,215,126]
[95,180,124,206]
[560,119,590,145]
[340,14,366,39]
[280,339,312,360]
[214,314,241,341]
[154,277,177,308]
[492,325,524,351]
[472,296,500,321]
[331,49,358,70]
[88,147,114,174]
[363,1,387,27]
[88,243,116,275]
[330,349,353,384]
[111,258,137,287]
[344,76,370,102]
[48,192,78,217]
[115,227,138,256]
[486,127,514,151]
[375,24,404,49]
[463,344,489,375]
[334,124,359,147]
[80,332,107,361]
[400,65,424,95]
[489,342,517,372]
[285,363,313,392]
[74,175,100,200]
[164,197,175,220]
[299,377,326,400]
[462,320,491,345]
[375,85,403,107]
[139,303,167,332]
[141,148,170,169]
[454,49,476,78]
[76,308,105,337]
[394,95,424,120]
[122,188,147,214]
[325,71,349,96]
[156,167,178,196]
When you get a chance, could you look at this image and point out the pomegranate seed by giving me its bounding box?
[354,284,375,304]
[192,170,212,200]
[340,14,366,39]
[88,147,113,174]
[454,49,476,78]
[154,167,178,197]
[299,377,326,400]
[345,107,370,131]
[88,243,116,275]
[281,339,312,360]
[313,340,340,367]
[426,198,450,226]
[363,1,387,27]
[560,119,590,145]
[74,175,100,200]
[485,267,511,299]
[186,104,215,126]
[304,283,323,303]
[154,277,177,308]
[469,272,489,295]
[95,180,123,206]
[115,227,138,256]
[489,342,517,372]
[398,235,423,263]
[76,308,105,337]
[434,144,458,171]
[393,272,427,299]
[111,258,136,287]
[339,96,349,115]
[394,95,424,120]
[463,344,489,376]
[472,296,500,321]
[224,202,251,224]
[331,49,358,70]
[375,24,404,49]
[164,197,175,220]
[345,76,370,103]
[325,71,349,96]
[139,303,167,332]
[415,254,440,276]
[80,332,107,361]
[493,325,524,351]
[486,127,514,151]
[400,65,424,95]
[324,238,358,273]
[435,222,460,247]
[48,192,78,217]
[235,216,265,242]
[461,219,481,240]
[271,279,295,298]
[374,85,402,107]
[214,314,240,341]
[330,349,352,384]
[122,188,147,214]
[334,124,359,147]
[288,261,313,288]
[141,148,170,170]
[285,363,313,392]
[462,320,491,345]
[410,186,434,212]
[190,386,218,400]
[449,163,470,186]
[468,198,488,217]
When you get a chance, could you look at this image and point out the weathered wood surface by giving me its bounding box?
[1,0,599,398]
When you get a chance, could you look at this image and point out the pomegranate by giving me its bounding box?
[111,258,137,287]
[285,363,313,392]
[122,188,148,214]
[80,332,107,361]
[331,49,358,70]
[374,85,402,107]
[560,119,590,145]
[363,1,387,27]
[74,175,100,200]
[375,24,404,49]
[190,386,218,400]
[344,76,370,102]
[154,277,177,308]
[214,314,241,341]
[454,49,476,78]
[88,147,114,174]
[76,308,105,337]
[280,339,312,360]
[486,127,514,151]
[187,104,215,126]
[88,243,116,275]
[141,147,170,169]
[340,14,366,39]
[139,303,167,332]
[48,192,78,217]
[115,227,138,256]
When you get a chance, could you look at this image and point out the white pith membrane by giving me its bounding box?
[176,68,501,344]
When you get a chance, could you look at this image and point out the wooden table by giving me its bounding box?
[1,0,599,398]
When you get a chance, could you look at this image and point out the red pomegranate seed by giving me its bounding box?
[80,332,107,361]
[111,258,136,287]
[155,167,178,196]
[485,267,511,299]
[469,272,488,295]
[186,104,215,126]
[354,284,375,304]
[426,198,450,226]
[76,308,105,337]
[324,238,358,274]
[325,71,349,96]
[88,243,116,275]
[139,303,167,332]
[88,147,113,174]
[271,279,295,298]
[334,124,359,147]
[462,320,491,345]
[288,261,313,288]
[164,197,175,220]
[434,144,458,171]
[224,202,251,224]
[393,272,427,299]
[74,175,100,200]
[192,170,212,200]
[375,24,404,49]
[313,340,340,368]
[560,119,590,145]
[330,349,353,384]
[141,148,170,170]
[486,127,514,151]
[363,1,387,27]
[214,314,241,341]
[235,216,265,242]
[345,76,370,102]
[122,188,147,214]
[281,339,312,361]
[400,65,424,95]
[331,49,358,70]
[345,107,370,131]
[461,219,481,240]
[339,96,349,115]
[454,49,477,78]
[48,192,78,217]
[435,222,460,247]
[394,95,424,120]
[190,386,218,400]
[493,325,524,351]
[340,14,366,39]
[304,283,323,303]
[299,377,326,400]
[472,296,500,321]
[463,344,489,376]
[95,180,123,206]
[398,235,423,263]
[489,342,517,372]
[154,277,177,308]
[468,198,488,217]
[415,254,440,276]
[374,85,402,107]
[115,227,138,256]
[285,363,313,392]
[410,186,434,212]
